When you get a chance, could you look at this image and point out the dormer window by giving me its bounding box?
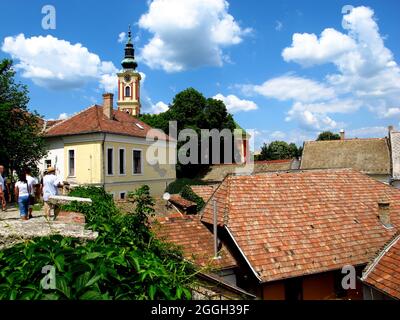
[125,86,131,97]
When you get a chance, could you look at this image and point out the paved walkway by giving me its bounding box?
[0,205,97,249]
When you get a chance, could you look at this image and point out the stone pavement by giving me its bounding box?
[0,205,98,250]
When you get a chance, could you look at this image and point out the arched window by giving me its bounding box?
[125,86,131,97]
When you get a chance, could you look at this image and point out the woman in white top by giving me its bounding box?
[15,172,31,220]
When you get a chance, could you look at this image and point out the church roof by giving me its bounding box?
[44,105,171,141]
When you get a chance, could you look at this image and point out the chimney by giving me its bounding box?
[388,125,394,136]
[340,129,345,140]
[103,93,114,119]
[378,199,392,227]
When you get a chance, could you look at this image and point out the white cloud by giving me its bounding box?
[286,106,339,131]
[58,113,69,120]
[346,126,388,138]
[118,32,127,43]
[1,34,118,91]
[138,0,251,72]
[141,96,169,114]
[241,75,336,103]
[282,6,400,118]
[151,101,169,114]
[213,93,258,113]
[383,107,400,118]
[99,74,118,92]
[282,28,356,66]
[288,99,361,115]
[238,6,400,131]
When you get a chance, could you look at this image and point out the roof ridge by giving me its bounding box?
[45,105,97,133]
[361,232,400,281]
[199,174,230,225]
[224,175,231,226]
[305,137,387,144]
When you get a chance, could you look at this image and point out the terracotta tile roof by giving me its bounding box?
[200,159,297,182]
[190,184,219,202]
[300,139,390,175]
[153,215,237,270]
[362,233,400,300]
[45,105,170,140]
[200,169,400,282]
[169,194,196,210]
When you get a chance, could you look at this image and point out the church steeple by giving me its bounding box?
[121,25,138,70]
[117,25,141,117]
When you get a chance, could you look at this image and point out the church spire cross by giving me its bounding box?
[127,24,132,44]
[121,25,137,70]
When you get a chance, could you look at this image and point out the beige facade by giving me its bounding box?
[43,133,176,198]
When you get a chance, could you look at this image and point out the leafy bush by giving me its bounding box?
[180,185,205,212]
[166,178,206,194]
[0,186,194,300]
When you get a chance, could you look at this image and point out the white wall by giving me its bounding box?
[38,138,64,180]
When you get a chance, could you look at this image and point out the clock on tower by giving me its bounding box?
[117,26,141,116]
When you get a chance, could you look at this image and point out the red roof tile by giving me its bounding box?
[362,233,400,300]
[201,160,297,182]
[45,105,170,140]
[200,169,400,282]
[190,184,219,202]
[153,215,237,270]
[169,194,196,209]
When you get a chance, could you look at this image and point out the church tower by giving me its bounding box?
[117,26,141,116]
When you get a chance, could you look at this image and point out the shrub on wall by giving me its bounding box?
[180,185,205,212]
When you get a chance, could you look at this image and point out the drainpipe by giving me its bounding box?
[213,198,220,259]
[102,133,106,189]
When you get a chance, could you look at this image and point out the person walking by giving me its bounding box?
[15,172,31,220]
[26,168,39,219]
[0,165,6,211]
[41,167,63,218]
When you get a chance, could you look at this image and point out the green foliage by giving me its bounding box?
[316,131,341,141]
[0,186,194,300]
[0,59,47,176]
[180,185,205,212]
[140,88,236,178]
[258,141,301,161]
[166,178,207,194]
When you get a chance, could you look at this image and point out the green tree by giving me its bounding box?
[0,59,47,176]
[259,141,300,160]
[0,186,194,300]
[316,131,341,141]
[140,88,236,178]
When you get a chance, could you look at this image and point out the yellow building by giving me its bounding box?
[40,29,176,198]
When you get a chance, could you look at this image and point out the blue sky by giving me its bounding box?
[1,0,400,149]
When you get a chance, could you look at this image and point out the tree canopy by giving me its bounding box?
[140,88,236,177]
[316,131,341,141]
[257,141,301,161]
[0,59,47,176]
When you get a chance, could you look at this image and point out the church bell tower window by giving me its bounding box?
[125,86,131,97]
